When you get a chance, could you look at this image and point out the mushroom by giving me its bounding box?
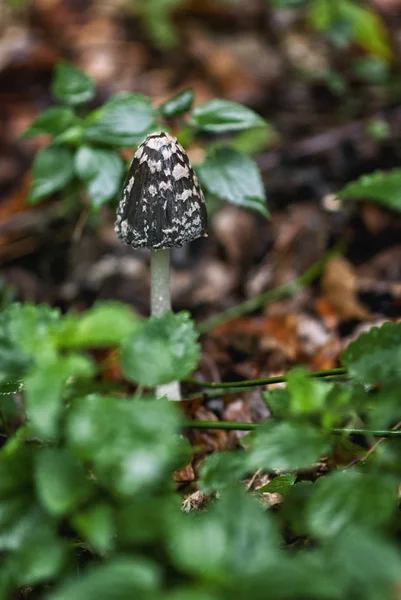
[115,131,208,400]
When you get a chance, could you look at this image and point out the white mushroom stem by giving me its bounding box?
[150,249,182,401]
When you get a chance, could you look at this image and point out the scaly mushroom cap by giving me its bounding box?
[115,131,208,250]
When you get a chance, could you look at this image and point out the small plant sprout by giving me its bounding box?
[115,131,208,400]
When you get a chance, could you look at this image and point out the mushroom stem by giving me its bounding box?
[150,249,182,401]
[151,248,172,316]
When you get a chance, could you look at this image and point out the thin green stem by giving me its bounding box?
[182,419,401,438]
[197,241,345,334]
[185,367,347,389]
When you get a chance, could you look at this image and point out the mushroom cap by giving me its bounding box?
[115,131,208,250]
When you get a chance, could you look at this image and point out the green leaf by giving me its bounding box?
[84,92,155,147]
[280,481,314,537]
[309,0,392,60]
[71,503,115,553]
[35,448,91,516]
[338,168,401,212]
[199,451,249,493]
[169,489,279,582]
[26,354,94,439]
[352,57,389,84]
[12,528,67,586]
[0,304,62,382]
[0,441,32,496]
[327,527,401,600]
[230,123,276,155]
[28,146,75,204]
[286,368,333,416]
[120,311,199,387]
[341,321,401,385]
[117,495,178,545]
[66,396,180,495]
[191,99,265,133]
[22,107,76,138]
[198,147,269,218]
[340,1,392,61]
[307,470,398,539]
[257,473,296,494]
[138,0,182,50]
[58,302,140,348]
[247,421,330,471]
[47,558,161,600]
[74,146,124,208]
[0,503,66,584]
[262,388,291,419]
[158,89,194,118]
[52,62,95,106]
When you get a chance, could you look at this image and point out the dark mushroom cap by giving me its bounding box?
[115,131,208,250]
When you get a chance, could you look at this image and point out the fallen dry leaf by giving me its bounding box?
[321,256,373,321]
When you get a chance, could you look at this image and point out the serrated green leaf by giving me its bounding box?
[117,495,178,545]
[74,146,124,208]
[191,99,265,133]
[28,146,75,204]
[286,368,333,416]
[0,442,32,496]
[35,448,91,516]
[365,385,401,430]
[2,510,66,588]
[307,470,398,538]
[341,321,401,384]
[47,557,161,600]
[66,396,180,495]
[120,311,199,386]
[198,147,269,218]
[169,489,279,582]
[84,92,155,147]
[58,302,140,348]
[262,387,291,419]
[52,62,95,106]
[72,503,115,553]
[0,304,64,383]
[199,451,249,494]
[230,123,276,155]
[280,481,314,537]
[257,473,296,494]
[158,89,194,118]
[26,354,94,439]
[12,528,67,586]
[326,527,401,600]
[22,107,76,138]
[338,169,401,212]
[247,421,330,471]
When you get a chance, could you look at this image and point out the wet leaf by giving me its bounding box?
[28,146,74,204]
[198,147,269,218]
[52,62,95,106]
[84,93,155,147]
[75,146,125,208]
[191,99,265,133]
